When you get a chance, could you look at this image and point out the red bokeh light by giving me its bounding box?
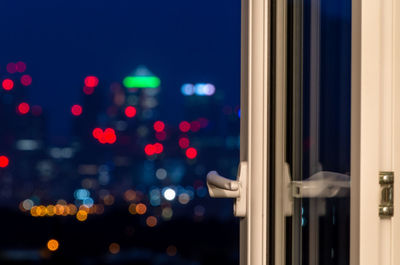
[83,86,95,95]
[155,131,167,141]
[0,156,9,168]
[198,117,209,128]
[71,104,82,116]
[153,121,165,132]
[103,128,117,144]
[92,128,103,139]
[6,63,16,74]
[16,62,26,73]
[179,121,191,132]
[17,102,30,114]
[144,144,155,156]
[153,143,164,154]
[2,79,14,90]
[190,121,201,132]
[84,76,99,88]
[178,137,190,149]
[31,105,42,116]
[92,128,116,144]
[186,147,197,159]
[125,106,137,118]
[20,75,32,86]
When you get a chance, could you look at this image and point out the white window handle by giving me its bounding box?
[206,161,247,217]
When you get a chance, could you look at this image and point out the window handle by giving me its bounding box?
[206,161,247,217]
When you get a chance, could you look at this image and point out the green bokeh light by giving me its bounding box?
[123,76,160,88]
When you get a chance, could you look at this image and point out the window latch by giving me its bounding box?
[291,171,350,198]
[206,161,248,217]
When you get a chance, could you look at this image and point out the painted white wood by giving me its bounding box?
[240,0,269,264]
[392,1,400,264]
[242,0,400,264]
[273,0,287,263]
[351,0,399,264]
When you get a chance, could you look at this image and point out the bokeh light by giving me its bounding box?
[166,245,177,256]
[155,168,167,180]
[103,194,115,205]
[17,102,30,114]
[6,62,16,73]
[2,79,14,90]
[135,203,147,215]
[153,121,165,132]
[123,76,160,88]
[47,239,59,252]
[144,144,155,156]
[109,243,120,254]
[179,121,190,132]
[31,105,43,116]
[124,190,136,202]
[163,188,176,201]
[71,104,82,116]
[76,210,88,221]
[146,216,157,227]
[20,74,32,86]
[128,203,137,215]
[83,86,95,95]
[92,128,103,139]
[0,156,9,168]
[153,143,163,154]
[155,131,167,141]
[190,121,201,132]
[16,61,26,73]
[92,128,117,144]
[84,76,99,88]
[178,137,190,149]
[161,207,173,220]
[181,83,195,95]
[124,106,137,118]
[186,147,197,159]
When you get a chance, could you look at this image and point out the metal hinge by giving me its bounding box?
[379,171,394,218]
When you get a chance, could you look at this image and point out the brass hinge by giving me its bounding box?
[379,171,394,218]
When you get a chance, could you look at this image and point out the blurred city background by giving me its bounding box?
[0,1,240,264]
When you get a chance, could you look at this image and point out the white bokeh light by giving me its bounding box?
[163,188,176,201]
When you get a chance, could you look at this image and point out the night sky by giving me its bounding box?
[0,0,241,140]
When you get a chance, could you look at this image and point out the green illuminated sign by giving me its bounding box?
[123,76,160,88]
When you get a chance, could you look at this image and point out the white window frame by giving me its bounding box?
[239,0,400,265]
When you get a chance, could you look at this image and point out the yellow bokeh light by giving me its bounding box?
[62,205,70,216]
[30,206,39,217]
[124,190,136,202]
[166,245,177,256]
[47,239,59,251]
[79,205,90,213]
[68,204,77,215]
[46,205,55,216]
[103,194,115,206]
[95,204,104,214]
[76,210,88,221]
[128,203,137,215]
[135,203,147,215]
[38,205,47,217]
[55,204,64,215]
[146,216,157,227]
[109,242,120,254]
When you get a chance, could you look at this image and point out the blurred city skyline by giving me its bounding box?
[0,0,241,139]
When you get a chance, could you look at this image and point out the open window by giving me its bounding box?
[207,0,400,265]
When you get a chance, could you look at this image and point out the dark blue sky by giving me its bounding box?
[0,0,240,139]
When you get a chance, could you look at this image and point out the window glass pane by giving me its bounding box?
[0,1,240,264]
[286,0,351,264]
